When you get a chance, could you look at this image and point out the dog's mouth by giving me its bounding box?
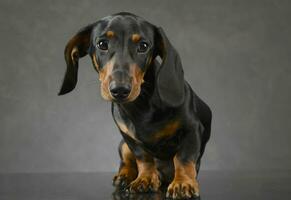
[98,62,145,103]
[99,80,142,103]
[109,82,142,103]
[109,81,131,99]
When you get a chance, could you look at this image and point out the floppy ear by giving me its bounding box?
[154,27,185,107]
[58,23,95,95]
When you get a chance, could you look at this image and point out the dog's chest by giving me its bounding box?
[112,105,181,144]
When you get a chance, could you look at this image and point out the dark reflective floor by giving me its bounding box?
[0,171,290,200]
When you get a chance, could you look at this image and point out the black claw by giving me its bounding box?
[137,184,143,192]
[120,180,127,188]
[148,185,153,192]
[112,177,117,185]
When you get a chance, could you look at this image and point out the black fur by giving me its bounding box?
[59,12,212,195]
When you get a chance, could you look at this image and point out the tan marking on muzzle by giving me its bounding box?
[92,53,99,70]
[99,57,115,100]
[127,64,145,102]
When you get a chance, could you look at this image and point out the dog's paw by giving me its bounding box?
[129,173,161,193]
[113,166,138,191]
[113,173,135,191]
[166,178,199,199]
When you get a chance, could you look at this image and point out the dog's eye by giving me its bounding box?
[137,42,149,53]
[97,40,109,50]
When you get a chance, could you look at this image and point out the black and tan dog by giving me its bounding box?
[59,12,212,199]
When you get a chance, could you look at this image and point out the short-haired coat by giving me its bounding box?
[59,12,212,199]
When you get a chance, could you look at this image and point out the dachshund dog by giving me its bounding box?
[59,12,212,199]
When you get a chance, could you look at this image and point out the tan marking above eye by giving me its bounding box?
[99,57,115,100]
[106,31,115,38]
[132,34,141,43]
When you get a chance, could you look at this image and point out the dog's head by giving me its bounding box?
[59,12,184,106]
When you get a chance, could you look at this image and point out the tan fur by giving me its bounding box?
[116,121,138,141]
[131,34,141,43]
[167,155,199,198]
[129,157,161,192]
[99,57,115,100]
[106,31,115,38]
[113,143,137,187]
[92,53,99,70]
[65,29,90,68]
[70,47,79,64]
[65,31,90,65]
[97,61,144,102]
[172,156,197,180]
[154,120,180,141]
[127,63,144,102]
[121,143,135,166]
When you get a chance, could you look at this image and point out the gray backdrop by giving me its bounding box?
[0,0,290,173]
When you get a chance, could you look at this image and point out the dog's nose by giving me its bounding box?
[109,82,131,100]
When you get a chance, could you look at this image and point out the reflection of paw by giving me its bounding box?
[112,190,129,200]
[129,173,161,193]
[113,172,136,191]
[166,178,199,199]
[112,190,164,200]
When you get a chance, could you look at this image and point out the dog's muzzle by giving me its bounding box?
[109,81,131,101]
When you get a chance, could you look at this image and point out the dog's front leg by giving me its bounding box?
[129,153,161,193]
[166,129,202,199]
[166,156,199,199]
[113,140,138,190]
